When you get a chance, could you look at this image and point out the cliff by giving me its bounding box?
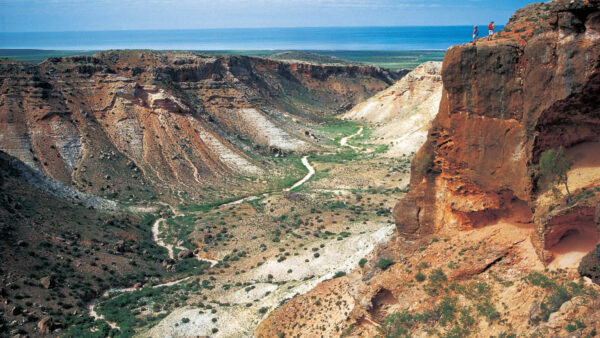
[0,51,402,202]
[393,0,600,263]
[343,61,442,157]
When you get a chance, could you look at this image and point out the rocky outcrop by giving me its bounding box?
[578,201,600,283]
[393,0,600,262]
[37,317,57,334]
[343,61,443,157]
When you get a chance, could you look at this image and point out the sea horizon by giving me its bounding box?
[0,26,502,51]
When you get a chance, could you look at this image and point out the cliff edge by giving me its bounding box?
[394,0,600,264]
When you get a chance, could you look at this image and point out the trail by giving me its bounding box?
[151,218,177,260]
[225,155,315,206]
[285,156,315,191]
[88,304,119,330]
[340,126,363,150]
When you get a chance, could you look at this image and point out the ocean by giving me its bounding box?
[0,26,501,51]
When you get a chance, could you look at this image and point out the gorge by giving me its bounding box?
[1,0,600,337]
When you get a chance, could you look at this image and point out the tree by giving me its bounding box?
[536,147,573,202]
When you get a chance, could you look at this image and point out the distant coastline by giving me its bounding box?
[0,49,445,70]
[0,26,502,51]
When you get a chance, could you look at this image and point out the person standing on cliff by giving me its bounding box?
[488,21,495,40]
[473,26,479,45]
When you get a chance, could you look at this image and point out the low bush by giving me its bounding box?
[377,258,394,270]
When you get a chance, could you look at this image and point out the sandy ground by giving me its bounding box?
[548,226,599,270]
[143,224,394,338]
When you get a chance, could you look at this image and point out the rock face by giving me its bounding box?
[343,61,442,157]
[0,51,402,199]
[578,201,600,283]
[393,0,600,261]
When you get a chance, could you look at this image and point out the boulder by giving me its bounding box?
[37,317,55,333]
[40,276,55,289]
[178,250,194,260]
[10,306,21,316]
[113,240,125,252]
[578,244,600,285]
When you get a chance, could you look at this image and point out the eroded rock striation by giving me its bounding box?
[0,51,402,200]
[343,61,443,157]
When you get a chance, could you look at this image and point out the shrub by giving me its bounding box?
[333,271,346,278]
[424,268,447,296]
[358,258,367,268]
[438,296,458,325]
[415,271,426,282]
[377,258,394,270]
[181,317,190,324]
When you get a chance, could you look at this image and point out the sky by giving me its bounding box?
[0,0,538,32]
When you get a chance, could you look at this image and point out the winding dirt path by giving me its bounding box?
[225,155,315,206]
[285,156,315,191]
[340,126,363,150]
[151,218,176,259]
[87,276,196,329]
[87,304,119,330]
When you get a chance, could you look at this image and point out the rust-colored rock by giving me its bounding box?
[393,0,600,261]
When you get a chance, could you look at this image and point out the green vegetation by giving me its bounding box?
[267,51,351,65]
[536,147,574,202]
[423,268,447,296]
[311,150,360,164]
[566,318,586,332]
[572,187,599,205]
[93,280,205,335]
[381,275,506,337]
[377,258,395,270]
[359,258,367,268]
[315,119,361,145]
[0,49,97,63]
[209,50,446,70]
[523,272,595,323]
[63,316,118,338]
[333,271,347,278]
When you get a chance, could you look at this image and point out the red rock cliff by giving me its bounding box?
[393,0,600,258]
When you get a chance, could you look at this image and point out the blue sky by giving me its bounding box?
[0,0,538,32]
